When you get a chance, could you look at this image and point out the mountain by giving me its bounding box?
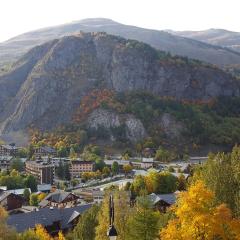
[169,29,240,53]
[1,18,240,67]
[0,32,239,138]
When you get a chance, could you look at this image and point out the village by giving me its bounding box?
[0,143,206,235]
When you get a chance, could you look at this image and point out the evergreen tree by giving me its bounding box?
[126,197,160,240]
[112,161,119,175]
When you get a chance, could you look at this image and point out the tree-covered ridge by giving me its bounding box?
[29,90,240,155]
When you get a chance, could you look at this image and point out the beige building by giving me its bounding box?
[69,160,95,178]
[25,160,55,184]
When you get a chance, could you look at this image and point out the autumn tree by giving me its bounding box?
[95,191,132,240]
[123,164,133,176]
[0,207,17,240]
[160,181,240,240]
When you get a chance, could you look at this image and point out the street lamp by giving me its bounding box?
[107,195,118,240]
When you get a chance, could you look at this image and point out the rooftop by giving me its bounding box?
[7,204,92,232]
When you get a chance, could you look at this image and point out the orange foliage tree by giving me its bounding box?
[160,181,240,240]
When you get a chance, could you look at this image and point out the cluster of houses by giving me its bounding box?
[0,143,196,236]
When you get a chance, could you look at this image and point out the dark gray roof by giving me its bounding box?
[7,204,92,232]
[149,193,176,205]
[40,146,56,153]
[45,191,78,202]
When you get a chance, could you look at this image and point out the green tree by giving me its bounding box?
[154,147,172,162]
[23,188,31,202]
[112,161,119,175]
[24,175,37,192]
[192,145,240,216]
[126,196,160,240]
[10,158,24,172]
[29,194,39,206]
[71,205,100,240]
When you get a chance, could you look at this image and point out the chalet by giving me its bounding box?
[0,144,18,156]
[148,192,177,213]
[0,192,24,211]
[7,204,92,235]
[39,191,80,208]
[34,146,57,158]
[74,189,105,204]
[141,158,154,169]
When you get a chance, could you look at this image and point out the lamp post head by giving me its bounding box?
[107,225,118,240]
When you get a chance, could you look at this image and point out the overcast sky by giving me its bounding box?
[0,0,239,42]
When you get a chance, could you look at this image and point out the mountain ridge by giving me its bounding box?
[1,18,240,67]
[0,32,239,138]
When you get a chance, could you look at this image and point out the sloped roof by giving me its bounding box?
[67,210,81,224]
[39,146,56,153]
[0,192,23,202]
[7,204,92,233]
[39,190,79,206]
[0,192,11,202]
[149,193,176,205]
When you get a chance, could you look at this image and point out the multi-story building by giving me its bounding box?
[0,144,18,156]
[25,160,55,184]
[69,160,95,178]
[34,146,57,158]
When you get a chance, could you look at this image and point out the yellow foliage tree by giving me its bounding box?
[160,181,240,240]
[35,225,52,240]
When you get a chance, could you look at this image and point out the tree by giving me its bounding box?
[23,188,31,201]
[154,147,172,162]
[177,174,187,191]
[160,181,240,240]
[131,175,147,196]
[112,161,119,175]
[30,193,39,206]
[72,205,100,240]
[37,193,46,202]
[64,163,71,181]
[24,175,37,192]
[0,207,17,240]
[69,147,77,160]
[96,191,132,240]
[102,166,111,177]
[123,164,133,176]
[35,225,52,240]
[126,196,160,240]
[192,146,240,216]
[10,158,24,172]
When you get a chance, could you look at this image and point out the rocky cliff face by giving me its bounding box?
[0,32,239,135]
[87,108,147,143]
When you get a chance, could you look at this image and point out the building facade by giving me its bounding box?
[69,160,94,178]
[0,192,24,211]
[25,161,55,184]
[0,144,18,156]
